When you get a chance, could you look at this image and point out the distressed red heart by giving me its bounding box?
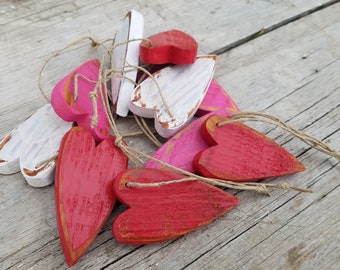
[112,168,240,244]
[139,29,198,64]
[194,115,305,182]
[55,126,128,266]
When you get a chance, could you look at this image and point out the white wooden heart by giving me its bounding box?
[111,9,144,117]
[0,104,72,187]
[129,55,217,138]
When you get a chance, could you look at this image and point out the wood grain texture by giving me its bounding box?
[0,0,339,269]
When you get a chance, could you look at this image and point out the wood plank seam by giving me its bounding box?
[211,0,340,55]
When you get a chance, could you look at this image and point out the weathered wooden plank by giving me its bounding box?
[0,1,339,270]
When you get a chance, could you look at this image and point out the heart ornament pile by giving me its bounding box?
[3,9,338,267]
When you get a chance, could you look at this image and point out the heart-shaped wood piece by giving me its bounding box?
[145,79,239,172]
[0,104,72,187]
[129,55,216,138]
[139,30,198,64]
[55,126,128,266]
[112,168,240,244]
[111,10,144,117]
[194,115,305,182]
[144,114,213,172]
[51,59,110,142]
[197,78,240,116]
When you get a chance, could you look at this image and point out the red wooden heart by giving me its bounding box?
[194,115,305,182]
[55,126,128,266]
[139,30,198,64]
[112,168,240,244]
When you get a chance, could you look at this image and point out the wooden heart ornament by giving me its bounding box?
[0,104,72,187]
[194,115,306,182]
[145,80,239,172]
[51,59,110,142]
[111,10,144,117]
[129,55,217,138]
[139,29,198,64]
[144,114,214,172]
[55,126,128,266]
[112,168,240,244]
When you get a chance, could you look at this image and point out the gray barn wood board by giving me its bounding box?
[0,0,339,269]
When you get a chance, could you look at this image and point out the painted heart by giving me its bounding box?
[129,55,217,138]
[145,80,239,172]
[111,10,144,117]
[144,114,213,172]
[197,78,240,116]
[139,29,198,65]
[194,115,306,182]
[55,126,128,266]
[51,58,110,142]
[0,104,72,187]
[112,168,240,244]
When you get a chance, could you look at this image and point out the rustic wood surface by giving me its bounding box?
[0,0,339,269]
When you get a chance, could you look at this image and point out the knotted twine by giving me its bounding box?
[38,35,340,195]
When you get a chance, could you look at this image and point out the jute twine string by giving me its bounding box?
[122,130,156,138]
[95,51,146,165]
[119,145,312,195]
[38,36,112,103]
[88,91,99,128]
[38,36,150,102]
[73,73,98,101]
[126,177,311,194]
[217,112,340,162]
[133,114,162,147]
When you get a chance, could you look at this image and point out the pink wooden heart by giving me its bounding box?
[51,59,110,142]
[145,80,239,172]
[55,126,128,266]
[144,113,214,172]
[112,168,240,244]
[193,115,306,182]
[197,78,240,116]
[139,30,198,64]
